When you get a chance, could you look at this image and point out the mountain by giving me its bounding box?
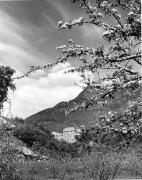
[25,86,141,132]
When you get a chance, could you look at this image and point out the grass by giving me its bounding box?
[1,126,142,180]
[12,144,142,180]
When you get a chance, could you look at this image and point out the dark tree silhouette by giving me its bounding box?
[0,66,15,112]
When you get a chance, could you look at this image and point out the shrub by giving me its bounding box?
[0,126,21,180]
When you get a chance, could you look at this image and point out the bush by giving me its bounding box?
[13,125,54,147]
[0,126,21,180]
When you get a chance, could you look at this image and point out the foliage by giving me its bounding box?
[56,0,141,105]
[78,151,121,180]
[1,127,142,180]
[121,151,142,178]
[13,125,79,157]
[0,66,15,111]
[0,126,22,180]
[13,125,54,147]
[77,98,142,149]
[11,117,24,125]
[17,147,142,180]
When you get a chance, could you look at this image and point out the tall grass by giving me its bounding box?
[0,125,142,180]
[16,146,142,180]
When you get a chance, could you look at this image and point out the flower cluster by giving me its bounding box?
[77,99,142,148]
[58,17,85,30]
[14,1,141,83]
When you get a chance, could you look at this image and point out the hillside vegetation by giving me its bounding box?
[25,86,141,132]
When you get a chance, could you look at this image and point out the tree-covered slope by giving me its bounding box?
[25,86,141,132]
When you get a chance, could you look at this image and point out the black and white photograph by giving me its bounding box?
[0,0,141,179]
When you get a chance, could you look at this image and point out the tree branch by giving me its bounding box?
[122,69,139,75]
[109,55,141,65]
[112,12,123,29]
[132,42,141,48]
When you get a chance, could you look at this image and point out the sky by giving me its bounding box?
[0,0,127,118]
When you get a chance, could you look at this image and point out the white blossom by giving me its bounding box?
[98,12,104,18]
[128,11,135,16]
[122,127,128,134]
[108,111,112,115]
[103,30,113,36]
[112,8,118,13]
[58,21,63,26]
[68,39,74,44]
[61,24,67,30]
[100,1,108,7]
[56,45,66,50]
[78,17,84,22]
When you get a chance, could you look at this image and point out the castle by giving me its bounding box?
[52,126,82,143]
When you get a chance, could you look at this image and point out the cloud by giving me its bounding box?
[11,85,82,118]
[50,62,70,72]
[7,62,82,118]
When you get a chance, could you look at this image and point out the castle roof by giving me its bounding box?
[63,127,75,132]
